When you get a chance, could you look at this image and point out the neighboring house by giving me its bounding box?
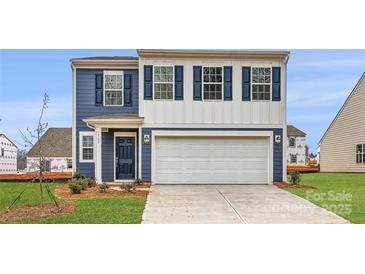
[26,128,72,172]
[0,133,18,174]
[319,73,365,172]
[286,125,308,165]
[71,50,289,184]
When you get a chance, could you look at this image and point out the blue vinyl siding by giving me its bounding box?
[75,69,139,178]
[141,128,152,181]
[141,128,283,183]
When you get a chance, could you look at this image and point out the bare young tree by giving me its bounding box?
[15,93,58,209]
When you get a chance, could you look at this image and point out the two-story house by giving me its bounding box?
[286,125,308,166]
[71,50,289,184]
[0,133,18,174]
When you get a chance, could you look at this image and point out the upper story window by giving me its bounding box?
[203,67,223,100]
[154,66,174,100]
[289,137,296,147]
[252,67,271,101]
[356,144,365,164]
[0,148,4,157]
[104,71,123,106]
[79,132,95,163]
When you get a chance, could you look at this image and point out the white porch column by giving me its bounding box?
[95,127,102,184]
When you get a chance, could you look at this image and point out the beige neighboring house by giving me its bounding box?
[26,128,72,172]
[287,125,308,165]
[319,73,365,172]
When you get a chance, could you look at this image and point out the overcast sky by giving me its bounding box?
[1,49,364,153]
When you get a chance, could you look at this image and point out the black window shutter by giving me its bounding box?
[272,67,281,101]
[124,74,132,106]
[144,65,153,100]
[95,73,103,105]
[242,67,251,101]
[193,66,202,100]
[175,65,184,100]
[224,66,232,101]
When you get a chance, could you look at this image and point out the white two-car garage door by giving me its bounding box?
[155,136,269,184]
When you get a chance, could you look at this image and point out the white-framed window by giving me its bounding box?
[252,67,271,101]
[290,154,297,164]
[153,65,174,100]
[289,137,296,147]
[79,131,95,163]
[356,144,365,164]
[203,66,223,100]
[0,148,4,157]
[104,70,123,106]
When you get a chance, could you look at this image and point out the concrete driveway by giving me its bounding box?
[142,185,349,224]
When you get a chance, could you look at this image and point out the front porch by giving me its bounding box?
[82,113,144,184]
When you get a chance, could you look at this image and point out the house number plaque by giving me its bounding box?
[274,135,282,144]
[144,134,150,144]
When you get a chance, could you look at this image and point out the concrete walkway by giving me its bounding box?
[142,185,349,224]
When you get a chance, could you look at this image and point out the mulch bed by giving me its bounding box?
[274,182,318,190]
[0,202,76,222]
[55,185,149,199]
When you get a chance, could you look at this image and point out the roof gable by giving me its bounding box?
[319,72,365,144]
[26,128,72,157]
[0,133,18,148]
[287,125,306,137]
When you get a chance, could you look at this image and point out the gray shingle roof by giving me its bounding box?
[26,128,72,157]
[287,125,306,137]
[70,56,138,61]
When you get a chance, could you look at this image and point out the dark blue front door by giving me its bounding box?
[116,137,135,180]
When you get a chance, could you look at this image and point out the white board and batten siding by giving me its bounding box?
[139,58,287,128]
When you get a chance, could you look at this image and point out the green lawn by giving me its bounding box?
[0,182,146,224]
[285,173,365,224]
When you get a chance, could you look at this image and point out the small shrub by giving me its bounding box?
[68,182,82,194]
[73,169,85,180]
[99,183,109,193]
[288,172,301,185]
[84,178,97,188]
[133,178,144,186]
[78,179,89,190]
[120,182,136,192]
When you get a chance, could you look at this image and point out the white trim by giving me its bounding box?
[151,130,273,184]
[142,123,284,129]
[113,132,137,182]
[82,117,144,129]
[95,128,102,183]
[282,63,287,182]
[103,70,124,107]
[202,66,224,102]
[152,65,175,101]
[79,131,95,163]
[138,127,142,179]
[251,66,272,102]
[72,65,77,173]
